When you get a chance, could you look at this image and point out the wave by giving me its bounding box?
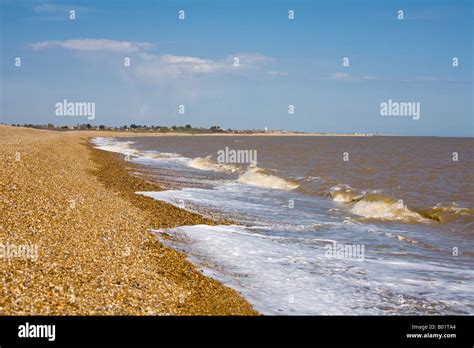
[93,138,187,164]
[92,137,138,155]
[384,232,419,244]
[237,166,299,191]
[93,137,472,222]
[93,137,299,192]
[328,186,472,224]
[189,157,301,191]
[188,155,240,173]
[418,203,474,223]
[329,190,364,203]
[182,154,301,191]
[350,195,427,223]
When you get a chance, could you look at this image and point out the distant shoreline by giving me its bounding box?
[1,124,376,136]
[3,124,472,138]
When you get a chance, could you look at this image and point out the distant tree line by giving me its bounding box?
[7,123,243,134]
[5,122,295,134]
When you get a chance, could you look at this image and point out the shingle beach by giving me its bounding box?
[0,126,257,315]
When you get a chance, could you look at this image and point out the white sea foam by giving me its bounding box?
[137,184,286,220]
[93,137,298,191]
[92,137,138,155]
[328,185,428,223]
[237,166,299,190]
[350,200,426,222]
[153,224,373,315]
[94,136,474,315]
[188,155,239,173]
[153,224,474,315]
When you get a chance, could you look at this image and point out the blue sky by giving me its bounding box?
[0,0,472,136]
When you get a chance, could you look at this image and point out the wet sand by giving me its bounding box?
[0,125,257,315]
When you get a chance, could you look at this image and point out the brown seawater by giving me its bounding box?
[94,135,474,315]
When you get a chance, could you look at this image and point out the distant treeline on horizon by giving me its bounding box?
[3,123,302,134]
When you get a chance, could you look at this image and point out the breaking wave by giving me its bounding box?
[328,186,472,224]
[418,203,474,223]
[92,137,138,155]
[188,155,239,173]
[237,167,299,191]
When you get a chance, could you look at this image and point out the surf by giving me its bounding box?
[237,166,299,191]
[328,186,473,224]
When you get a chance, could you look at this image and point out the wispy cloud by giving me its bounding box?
[32,3,79,13]
[28,39,152,53]
[327,73,454,83]
[328,72,379,81]
[27,39,270,78]
[31,2,92,20]
[328,72,352,81]
[136,52,272,79]
[268,70,288,76]
[415,76,441,81]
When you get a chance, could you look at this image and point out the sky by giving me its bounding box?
[0,0,472,136]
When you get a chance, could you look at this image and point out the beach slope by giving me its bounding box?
[0,126,257,315]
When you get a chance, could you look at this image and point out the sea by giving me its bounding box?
[92,135,474,315]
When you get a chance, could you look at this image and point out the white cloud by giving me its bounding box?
[33,4,63,13]
[32,2,91,19]
[328,72,352,81]
[27,40,270,77]
[328,72,379,81]
[135,52,272,80]
[33,3,88,13]
[415,76,440,81]
[28,39,153,53]
[268,71,288,76]
[161,55,210,65]
[27,37,273,83]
